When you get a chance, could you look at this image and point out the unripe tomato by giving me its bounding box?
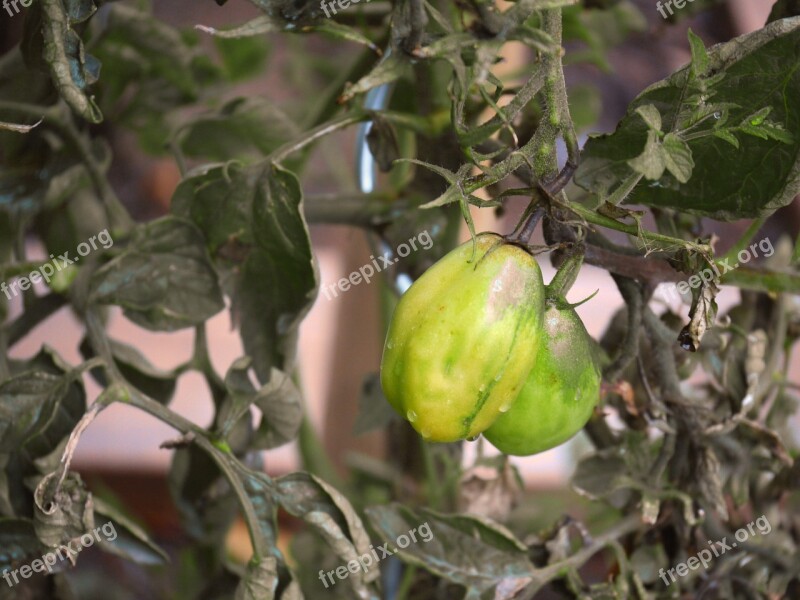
[380,233,545,442]
[483,300,600,456]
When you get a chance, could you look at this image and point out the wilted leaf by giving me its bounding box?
[366,503,536,596]
[678,280,718,352]
[217,357,303,449]
[457,460,523,523]
[235,556,278,600]
[0,118,43,133]
[89,217,225,331]
[92,496,169,565]
[276,472,378,594]
[40,0,102,122]
[33,472,94,549]
[276,473,372,557]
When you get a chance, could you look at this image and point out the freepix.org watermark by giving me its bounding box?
[319,0,372,19]
[2,0,33,18]
[320,230,433,301]
[1,229,114,301]
[658,515,772,586]
[2,522,118,588]
[658,236,774,304]
[318,521,433,588]
[656,0,698,19]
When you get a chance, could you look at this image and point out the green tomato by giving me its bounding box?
[380,233,545,443]
[483,300,600,456]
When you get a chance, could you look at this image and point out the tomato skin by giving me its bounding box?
[380,233,545,443]
[483,300,600,456]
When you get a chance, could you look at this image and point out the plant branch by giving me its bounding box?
[519,513,643,598]
[604,275,644,381]
[84,308,273,561]
[566,200,708,253]
[268,110,369,164]
[304,192,404,227]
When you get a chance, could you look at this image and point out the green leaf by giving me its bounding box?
[768,0,800,22]
[575,17,800,219]
[92,496,169,566]
[713,129,740,148]
[661,133,695,183]
[238,469,279,555]
[241,164,318,378]
[687,29,710,78]
[634,105,662,131]
[0,372,75,454]
[627,130,666,180]
[366,504,536,596]
[172,163,317,380]
[171,163,253,253]
[103,3,205,98]
[178,97,299,162]
[6,347,86,462]
[214,36,270,82]
[89,217,225,331]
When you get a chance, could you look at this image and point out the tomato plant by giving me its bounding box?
[1,0,799,599]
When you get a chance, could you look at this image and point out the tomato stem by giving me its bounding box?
[509,204,545,245]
